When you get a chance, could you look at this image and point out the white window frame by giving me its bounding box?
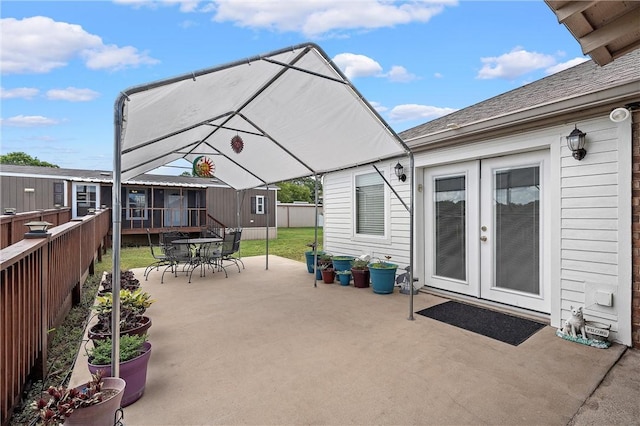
[352,170,389,241]
[71,182,100,218]
[256,195,265,215]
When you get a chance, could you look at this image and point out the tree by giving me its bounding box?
[276,177,322,203]
[0,152,59,168]
[179,171,193,177]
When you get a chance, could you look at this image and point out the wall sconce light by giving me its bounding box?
[24,221,53,238]
[566,125,587,161]
[4,208,16,215]
[394,162,407,182]
[609,107,630,123]
[24,188,35,193]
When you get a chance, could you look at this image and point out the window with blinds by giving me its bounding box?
[355,172,384,236]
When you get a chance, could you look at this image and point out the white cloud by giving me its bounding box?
[369,101,388,113]
[81,45,159,71]
[434,72,443,79]
[0,16,159,75]
[114,0,200,13]
[46,87,100,102]
[388,104,457,122]
[0,87,40,100]
[385,65,417,83]
[0,115,60,127]
[333,53,383,80]
[477,48,556,80]
[210,0,456,37]
[545,57,589,75]
[333,53,417,82]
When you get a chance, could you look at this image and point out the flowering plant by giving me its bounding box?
[31,371,110,425]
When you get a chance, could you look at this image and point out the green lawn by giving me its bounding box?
[96,227,323,275]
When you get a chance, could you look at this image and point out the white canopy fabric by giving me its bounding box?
[110,43,415,376]
[116,43,408,187]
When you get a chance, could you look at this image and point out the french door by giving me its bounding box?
[425,151,550,313]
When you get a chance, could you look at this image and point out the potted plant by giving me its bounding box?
[31,370,125,426]
[99,270,140,295]
[88,289,154,341]
[368,257,399,294]
[319,263,335,284]
[335,270,352,286]
[304,243,325,274]
[87,334,152,407]
[331,256,355,273]
[350,258,370,288]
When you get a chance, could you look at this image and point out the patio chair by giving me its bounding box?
[144,229,173,280]
[220,229,245,272]
[161,232,198,283]
[200,240,227,278]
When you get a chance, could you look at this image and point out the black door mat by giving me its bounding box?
[416,301,546,346]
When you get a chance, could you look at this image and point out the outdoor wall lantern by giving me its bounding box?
[395,162,407,182]
[566,125,587,161]
[24,221,53,238]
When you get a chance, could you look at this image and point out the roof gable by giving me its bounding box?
[400,49,640,141]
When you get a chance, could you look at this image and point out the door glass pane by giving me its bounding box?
[494,166,539,294]
[434,176,466,281]
[76,185,97,216]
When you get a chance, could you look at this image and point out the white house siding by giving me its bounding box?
[322,115,631,345]
[323,160,412,269]
[560,116,632,346]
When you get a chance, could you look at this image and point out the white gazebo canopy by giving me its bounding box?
[110,43,415,375]
[116,43,408,188]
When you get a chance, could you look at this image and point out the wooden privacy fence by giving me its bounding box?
[0,208,72,250]
[0,209,110,426]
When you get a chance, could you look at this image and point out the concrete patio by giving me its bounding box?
[70,255,629,425]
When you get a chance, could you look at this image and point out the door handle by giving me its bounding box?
[480,236,488,242]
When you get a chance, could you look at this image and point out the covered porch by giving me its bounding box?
[70,255,625,425]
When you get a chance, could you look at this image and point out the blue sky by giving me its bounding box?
[0,1,587,173]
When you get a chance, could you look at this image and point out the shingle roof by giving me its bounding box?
[0,164,222,188]
[399,49,640,141]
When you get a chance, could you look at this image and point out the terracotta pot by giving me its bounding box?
[88,342,152,407]
[65,377,125,426]
[88,316,152,342]
[321,268,335,284]
[351,268,370,288]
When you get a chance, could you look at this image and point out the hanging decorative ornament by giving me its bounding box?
[231,135,244,154]
[192,156,215,177]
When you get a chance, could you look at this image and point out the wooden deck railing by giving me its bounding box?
[0,208,72,249]
[0,209,110,426]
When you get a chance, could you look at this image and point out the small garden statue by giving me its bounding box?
[560,305,587,339]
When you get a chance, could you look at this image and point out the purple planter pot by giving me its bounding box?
[88,342,152,407]
[65,377,126,426]
[88,316,152,342]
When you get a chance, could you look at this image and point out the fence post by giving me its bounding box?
[34,241,49,380]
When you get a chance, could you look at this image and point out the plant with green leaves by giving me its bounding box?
[351,259,369,270]
[87,334,148,365]
[92,289,155,334]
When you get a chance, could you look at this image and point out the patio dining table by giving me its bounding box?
[170,237,224,281]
